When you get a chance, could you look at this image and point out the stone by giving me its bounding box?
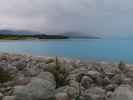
[122,78,133,85]
[111,74,125,85]
[102,63,120,75]
[14,78,55,100]
[84,87,106,100]
[55,92,69,100]
[37,72,55,84]
[2,96,16,100]
[106,91,113,98]
[87,71,103,86]
[126,67,133,78]
[103,77,111,86]
[69,67,88,81]
[110,85,133,100]
[15,78,30,86]
[81,76,93,89]
[13,86,30,100]
[69,80,79,90]
[66,86,79,99]
[55,86,79,99]
[23,65,42,77]
[105,84,116,92]
[12,60,27,71]
[118,61,127,72]
[45,57,55,64]
[0,92,3,100]
[87,71,101,78]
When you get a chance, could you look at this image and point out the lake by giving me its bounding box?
[0,39,132,63]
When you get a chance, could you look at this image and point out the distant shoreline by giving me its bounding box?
[0,34,100,40]
[0,34,69,40]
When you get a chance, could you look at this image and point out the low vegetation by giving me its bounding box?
[47,57,69,88]
[0,67,14,83]
[0,34,69,40]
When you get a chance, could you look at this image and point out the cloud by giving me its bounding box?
[0,0,133,37]
[0,0,97,34]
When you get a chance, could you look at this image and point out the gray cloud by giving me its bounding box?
[0,0,133,37]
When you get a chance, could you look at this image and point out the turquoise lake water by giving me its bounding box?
[0,39,132,63]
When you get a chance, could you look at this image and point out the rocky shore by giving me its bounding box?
[0,53,132,100]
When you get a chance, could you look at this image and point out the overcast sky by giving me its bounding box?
[0,0,133,37]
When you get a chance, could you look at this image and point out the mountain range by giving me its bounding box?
[0,29,100,39]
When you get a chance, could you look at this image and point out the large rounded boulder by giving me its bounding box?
[110,85,133,100]
[14,78,56,100]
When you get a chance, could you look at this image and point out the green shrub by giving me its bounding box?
[48,57,69,88]
[118,61,126,72]
[0,67,14,83]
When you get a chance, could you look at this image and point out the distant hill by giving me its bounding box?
[60,32,100,39]
[0,30,69,40]
[0,30,100,40]
[0,29,39,35]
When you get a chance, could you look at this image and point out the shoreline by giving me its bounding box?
[0,52,130,64]
[0,53,133,100]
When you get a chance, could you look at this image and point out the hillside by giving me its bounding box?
[0,30,69,40]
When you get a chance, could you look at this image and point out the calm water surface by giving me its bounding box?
[0,39,132,63]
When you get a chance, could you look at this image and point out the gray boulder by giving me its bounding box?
[37,72,55,85]
[84,87,106,100]
[12,60,27,71]
[0,92,3,100]
[55,92,69,100]
[81,75,93,89]
[126,67,133,78]
[111,74,125,85]
[2,96,16,100]
[87,71,103,85]
[110,85,133,100]
[23,65,42,77]
[14,78,55,100]
[55,85,79,99]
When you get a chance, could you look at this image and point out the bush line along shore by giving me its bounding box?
[0,53,132,100]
